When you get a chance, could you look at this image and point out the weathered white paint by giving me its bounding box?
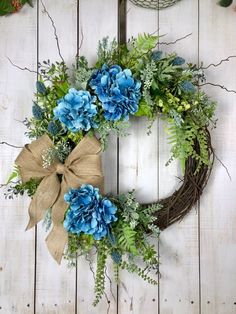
[77,1,118,313]
[158,1,200,314]
[1,0,236,313]
[0,4,37,313]
[118,2,159,313]
[199,1,236,314]
[35,1,77,313]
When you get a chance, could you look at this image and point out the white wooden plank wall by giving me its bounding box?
[199,2,236,314]
[35,1,77,313]
[158,1,200,314]
[78,1,118,313]
[0,0,236,313]
[0,3,37,313]
[118,3,159,314]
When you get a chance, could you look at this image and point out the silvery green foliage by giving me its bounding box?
[74,56,93,90]
[42,208,52,232]
[96,120,130,150]
[97,37,118,66]
[116,191,140,229]
[42,141,71,168]
[140,59,157,108]
[115,190,162,233]
[143,204,162,237]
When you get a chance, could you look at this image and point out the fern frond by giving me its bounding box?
[118,224,138,255]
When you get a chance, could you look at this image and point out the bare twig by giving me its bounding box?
[14,118,25,124]
[201,55,236,70]
[199,82,236,94]
[76,28,84,58]
[150,28,160,36]
[213,150,232,181]
[0,141,23,149]
[105,266,116,302]
[40,0,64,63]
[126,7,131,14]
[159,33,192,46]
[78,28,84,51]
[6,57,38,74]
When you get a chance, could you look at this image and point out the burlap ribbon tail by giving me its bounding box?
[15,134,104,264]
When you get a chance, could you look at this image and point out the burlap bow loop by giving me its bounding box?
[15,134,104,264]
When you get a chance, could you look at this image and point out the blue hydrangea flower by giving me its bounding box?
[63,184,117,240]
[180,80,196,93]
[89,64,141,121]
[53,88,97,132]
[32,102,43,120]
[172,56,185,66]
[151,50,163,61]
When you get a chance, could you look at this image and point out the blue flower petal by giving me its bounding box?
[53,89,98,132]
[89,64,141,121]
[63,184,117,240]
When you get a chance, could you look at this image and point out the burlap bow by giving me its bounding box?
[15,134,104,264]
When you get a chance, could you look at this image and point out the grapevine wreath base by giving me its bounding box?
[6,33,216,305]
[155,129,214,229]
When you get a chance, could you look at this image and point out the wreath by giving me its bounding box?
[0,0,32,16]
[5,33,216,306]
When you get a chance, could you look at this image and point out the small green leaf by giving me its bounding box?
[135,99,152,118]
[6,167,19,184]
[180,158,186,174]
[55,81,69,98]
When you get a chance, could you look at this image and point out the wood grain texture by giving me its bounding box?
[1,1,236,313]
[0,4,37,314]
[35,1,77,313]
[199,2,236,314]
[77,1,118,313]
[118,2,159,313]
[158,1,200,313]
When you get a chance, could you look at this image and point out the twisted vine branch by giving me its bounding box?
[40,0,64,63]
[199,82,236,94]
[145,128,214,230]
[6,57,38,74]
[159,33,192,45]
[201,55,236,70]
[0,141,23,149]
